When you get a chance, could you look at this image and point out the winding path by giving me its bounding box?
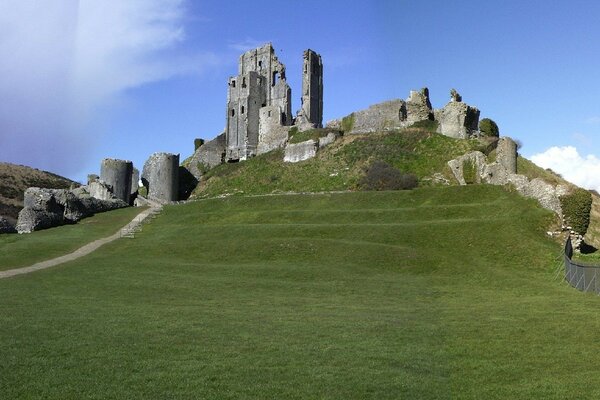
[0,203,162,280]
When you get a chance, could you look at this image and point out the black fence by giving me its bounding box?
[564,237,600,293]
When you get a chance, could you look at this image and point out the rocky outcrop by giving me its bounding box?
[434,90,480,139]
[447,139,568,217]
[15,187,127,234]
[186,132,226,180]
[284,140,318,163]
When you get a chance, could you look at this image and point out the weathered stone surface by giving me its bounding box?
[23,187,62,213]
[405,88,433,124]
[447,139,566,217]
[16,187,128,233]
[88,181,116,201]
[87,174,99,185]
[435,98,480,139]
[447,151,487,185]
[284,140,318,163]
[187,132,226,180]
[450,88,462,102]
[318,132,337,149]
[131,167,140,195]
[496,137,517,174]
[100,158,133,203]
[142,152,179,203]
[338,99,409,134]
[0,216,16,234]
[295,49,323,129]
[16,208,64,234]
[226,43,292,161]
[257,107,290,154]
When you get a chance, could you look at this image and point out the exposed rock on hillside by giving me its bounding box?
[15,187,127,233]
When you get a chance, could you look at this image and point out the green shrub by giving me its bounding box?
[341,113,355,133]
[560,188,592,235]
[359,161,418,191]
[462,159,477,184]
[194,138,205,151]
[479,118,499,137]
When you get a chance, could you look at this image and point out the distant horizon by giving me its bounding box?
[2,0,600,190]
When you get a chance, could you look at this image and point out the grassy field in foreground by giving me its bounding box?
[2,186,599,399]
[0,207,145,270]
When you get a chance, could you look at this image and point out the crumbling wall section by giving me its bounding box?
[100,158,133,203]
[142,152,180,203]
[296,49,323,129]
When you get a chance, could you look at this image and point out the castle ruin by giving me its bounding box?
[225,43,323,162]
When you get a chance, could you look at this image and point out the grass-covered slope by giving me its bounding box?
[0,206,145,270]
[193,127,486,198]
[0,162,76,221]
[3,186,597,399]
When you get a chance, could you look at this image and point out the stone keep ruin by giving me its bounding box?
[225,43,323,162]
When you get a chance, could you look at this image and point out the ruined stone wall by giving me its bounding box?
[330,99,409,134]
[100,158,133,203]
[297,49,323,128]
[257,106,290,155]
[226,43,292,161]
[496,137,517,174]
[141,153,179,203]
[187,132,225,180]
[226,71,264,160]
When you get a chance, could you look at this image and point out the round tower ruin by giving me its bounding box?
[496,137,517,174]
[141,152,179,203]
[100,158,133,203]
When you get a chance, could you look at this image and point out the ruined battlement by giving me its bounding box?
[225,43,322,162]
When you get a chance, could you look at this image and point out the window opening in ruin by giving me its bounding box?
[272,71,278,86]
[242,77,246,88]
[262,103,266,107]
[268,110,272,117]
[258,60,262,68]
[231,80,236,88]
[304,65,307,73]
[231,109,235,117]
[241,106,245,114]
[281,112,286,123]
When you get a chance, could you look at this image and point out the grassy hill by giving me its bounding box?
[0,162,76,222]
[4,185,600,398]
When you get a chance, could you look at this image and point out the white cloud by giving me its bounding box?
[531,146,600,192]
[227,38,269,52]
[0,0,209,176]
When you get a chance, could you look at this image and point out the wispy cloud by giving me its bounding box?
[585,116,600,125]
[0,0,211,177]
[227,37,269,52]
[531,146,600,191]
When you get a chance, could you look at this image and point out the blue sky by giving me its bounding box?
[2,0,600,188]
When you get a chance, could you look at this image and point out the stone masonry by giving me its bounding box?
[100,158,133,203]
[225,43,323,162]
[295,49,323,131]
[141,152,180,203]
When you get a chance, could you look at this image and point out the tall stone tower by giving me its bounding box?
[296,49,323,129]
[225,43,292,161]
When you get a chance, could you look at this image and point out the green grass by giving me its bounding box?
[4,185,597,399]
[287,128,338,144]
[194,128,484,198]
[0,207,145,270]
[517,155,566,186]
